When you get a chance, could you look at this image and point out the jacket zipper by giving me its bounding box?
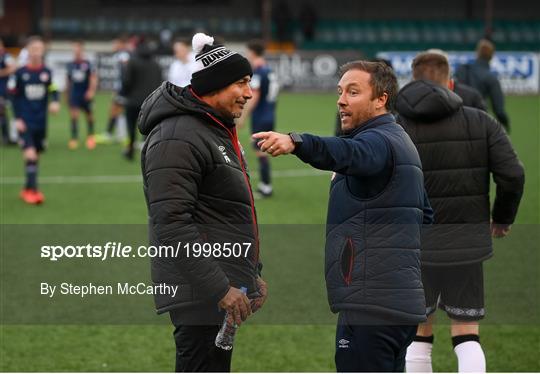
[204,112,260,266]
[344,237,355,286]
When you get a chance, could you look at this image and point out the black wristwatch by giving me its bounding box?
[288,132,303,151]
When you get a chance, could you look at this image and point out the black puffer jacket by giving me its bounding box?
[121,44,163,108]
[453,82,487,112]
[139,82,260,316]
[396,80,524,266]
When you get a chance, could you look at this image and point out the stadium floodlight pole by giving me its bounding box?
[261,0,272,43]
[484,0,493,38]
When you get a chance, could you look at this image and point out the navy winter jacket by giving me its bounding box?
[295,113,433,324]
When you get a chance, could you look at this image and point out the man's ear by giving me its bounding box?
[376,93,388,110]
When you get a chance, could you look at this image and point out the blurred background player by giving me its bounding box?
[167,38,195,87]
[0,38,17,145]
[119,37,162,160]
[95,36,130,144]
[240,40,279,197]
[65,40,98,150]
[8,36,60,204]
[455,39,510,132]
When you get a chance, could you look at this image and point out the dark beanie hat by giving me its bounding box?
[190,33,253,96]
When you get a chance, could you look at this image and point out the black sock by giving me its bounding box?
[1,115,9,141]
[452,334,480,348]
[259,156,271,185]
[25,160,38,190]
[107,116,117,134]
[87,119,95,136]
[414,335,434,344]
[70,119,78,140]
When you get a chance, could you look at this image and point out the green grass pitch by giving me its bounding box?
[0,92,539,371]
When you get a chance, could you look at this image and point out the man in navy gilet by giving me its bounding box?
[253,60,433,372]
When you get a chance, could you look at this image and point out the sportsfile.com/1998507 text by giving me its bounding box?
[40,242,252,261]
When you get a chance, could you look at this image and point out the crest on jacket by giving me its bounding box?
[218,145,231,164]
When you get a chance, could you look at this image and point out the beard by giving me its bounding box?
[341,108,376,133]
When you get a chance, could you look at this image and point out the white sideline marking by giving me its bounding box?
[0,168,329,185]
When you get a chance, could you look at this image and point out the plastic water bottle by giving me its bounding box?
[215,286,247,350]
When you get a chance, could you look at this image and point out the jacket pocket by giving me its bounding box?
[340,237,355,286]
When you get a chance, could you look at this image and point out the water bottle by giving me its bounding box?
[215,286,247,350]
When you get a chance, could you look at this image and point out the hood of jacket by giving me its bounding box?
[134,43,154,59]
[395,80,463,122]
[138,82,235,135]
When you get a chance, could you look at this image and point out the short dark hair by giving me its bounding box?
[247,40,265,57]
[411,52,450,85]
[339,60,398,111]
[476,38,495,60]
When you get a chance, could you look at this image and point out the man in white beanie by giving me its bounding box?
[139,33,267,372]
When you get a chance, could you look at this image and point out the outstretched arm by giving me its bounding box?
[488,77,509,128]
[252,130,390,177]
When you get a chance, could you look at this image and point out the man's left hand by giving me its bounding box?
[251,276,268,313]
[252,131,295,157]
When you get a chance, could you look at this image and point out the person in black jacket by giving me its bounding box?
[452,80,487,111]
[395,52,524,373]
[455,39,510,131]
[138,33,267,372]
[253,60,433,372]
[120,38,162,160]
